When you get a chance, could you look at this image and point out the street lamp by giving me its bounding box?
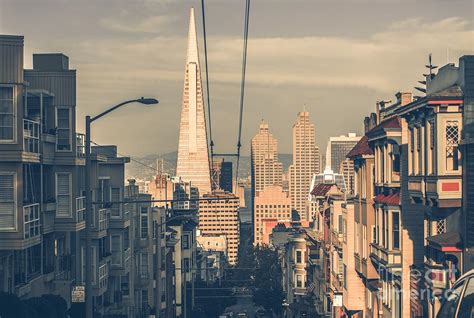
[84,97,158,318]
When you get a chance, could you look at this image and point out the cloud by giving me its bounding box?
[100,11,178,34]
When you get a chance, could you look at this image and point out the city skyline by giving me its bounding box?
[1,0,472,156]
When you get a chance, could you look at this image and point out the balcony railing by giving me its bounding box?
[76,197,85,222]
[98,262,108,289]
[98,209,108,231]
[76,133,85,158]
[23,119,40,153]
[24,203,40,239]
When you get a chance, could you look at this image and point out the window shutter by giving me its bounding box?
[56,173,71,217]
[0,174,15,230]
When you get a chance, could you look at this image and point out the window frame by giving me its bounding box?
[55,107,72,152]
[0,85,16,143]
[55,172,72,218]
[0,171,17,231]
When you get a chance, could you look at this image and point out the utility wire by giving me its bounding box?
[200,0,215,185]
[90,140,162,174]
[235,0,251,186]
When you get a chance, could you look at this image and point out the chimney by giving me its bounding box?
[396,92,413,106]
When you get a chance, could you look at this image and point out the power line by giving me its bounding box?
[200,0,215,183]
[90,140,161,174]
[235,0,251,186]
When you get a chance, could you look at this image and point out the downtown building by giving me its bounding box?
[289,111,320,220]
[250,120,289,246]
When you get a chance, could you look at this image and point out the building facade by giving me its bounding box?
[326,133,360,173]
[289,112,320,219]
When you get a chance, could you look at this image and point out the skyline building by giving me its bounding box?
[251,120,285,244]
[289,112,320,219]
[176,8,211,195]
[325,133,361,173]
[198,191,240,265]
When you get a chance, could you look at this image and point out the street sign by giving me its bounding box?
[72,286,85,303]
[333,294,343,307]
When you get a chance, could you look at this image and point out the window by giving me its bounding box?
[392,212,400,250]
[98,179,110,206]
[140,215,148,239]
[111,235,122,265]
[446,121,460,171]
[437,219,446,235]
[437,281,465,318]
[182,234,190,249]
[296,250,303,264]
[362,225,367,258]
[183,258,190,273]
[0,172,16,230]
[110,188,120,217]
[0,87,15,142]
[56,108,71,151]
[296,274,303,288]
[56,173,72,218]
[140,253,148,279]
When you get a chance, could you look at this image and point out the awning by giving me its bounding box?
[427,231,462,252]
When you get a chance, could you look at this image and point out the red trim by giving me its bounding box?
[440,246,462,252]
[442,182,460,192]
[427,99,463,105]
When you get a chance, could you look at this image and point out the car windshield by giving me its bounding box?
[437,281,465,318]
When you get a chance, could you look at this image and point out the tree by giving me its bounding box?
[252,246,285,314]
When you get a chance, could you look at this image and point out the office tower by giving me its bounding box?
[251,120,283,193]
[198,191,240,265]
[176,8,211,195]
[289,112,320,218]
[254,185,291,245]
[251,120,285,244]
[325,133,360,173]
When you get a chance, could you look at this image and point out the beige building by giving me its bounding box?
[176,8,211,195]
[251,120,283,192]
[253,185,291,246]
[289,112,320,219]
[198,191,240,265]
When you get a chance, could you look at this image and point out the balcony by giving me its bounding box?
[331,271,343,292]
[331,230,343,250]
[23,119,40,154]
[24,203,40,240]
[370,243,401,269]
[76,133,85,158]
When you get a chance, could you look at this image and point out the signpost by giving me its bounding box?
[72,286,85,303]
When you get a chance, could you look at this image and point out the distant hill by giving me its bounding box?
[125,152,293,181]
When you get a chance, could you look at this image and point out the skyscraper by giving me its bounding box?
[251,121,287,245]
[251,120,283,193]
[325,133,361,173]
[176,8,211,195]
[289,112,320,218]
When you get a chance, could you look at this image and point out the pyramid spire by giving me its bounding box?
[186,7,199,64]
[176,7,211,195]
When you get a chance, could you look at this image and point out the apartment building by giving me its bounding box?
[397,63,464,317]
[198,191,240,265]
[347,133,379,318]
[0,35,85,305]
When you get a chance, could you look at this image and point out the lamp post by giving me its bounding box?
[84,97,158,318]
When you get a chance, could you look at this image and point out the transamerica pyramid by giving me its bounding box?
[176,8,212,195]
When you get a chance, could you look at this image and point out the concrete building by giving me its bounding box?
[0,36,85,306]
[253,185,291,246]
[198,191,240,265]
[289,112,320,219]
[176,8,211,195]
[326,133,361,173]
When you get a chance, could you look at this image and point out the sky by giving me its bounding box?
[1,0,473,157]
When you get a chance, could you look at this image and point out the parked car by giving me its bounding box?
[437,269,474,318]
